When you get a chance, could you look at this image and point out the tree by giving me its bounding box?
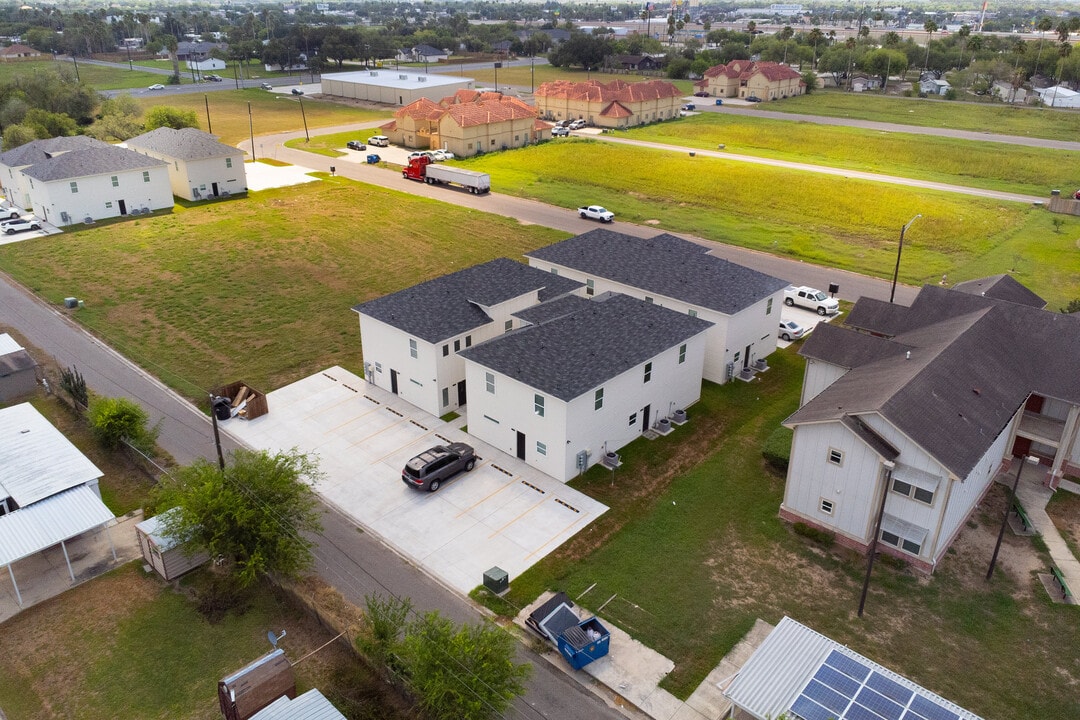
[801,70,817,94]
[59,365,88,408]
[956,25,971,67]
[88,396,159,452]
[1,124,36,150]
[23,108,77,137]
[144,105,199,131]
[88,94,144,141]
[862,49,907,89]
[808,27,824,66]
[154,448,324,588]
[923,20,937,70]
[400,611,531,720]
[1034,16,1053,77]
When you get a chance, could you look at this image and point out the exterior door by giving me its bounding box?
[390,369,399,395]
[118,199,127,215]
[516,431,526,460]
[457,380,467,406]
[642,404,651,433]
[743,344,752,369]
[212,182,219,197]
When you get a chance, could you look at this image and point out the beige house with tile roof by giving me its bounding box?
[533,79,683,129]
[696,61,805,100]
[380,90,550,158]
[0,44,41,61]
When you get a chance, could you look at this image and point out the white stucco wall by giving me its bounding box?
[464,330,707,482]
[178,155,247,200]
[29,168,172,226]
[358,314,443,417]
[799,359,848,406]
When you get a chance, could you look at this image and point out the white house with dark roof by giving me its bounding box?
[460,293,712,481]
[125,127,247,200]
[526,229,789,384]
[0,136,172,226]
[352,258,582,418]
[781,276,1080,572]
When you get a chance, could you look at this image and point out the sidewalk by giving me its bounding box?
[1008,463,1080,599]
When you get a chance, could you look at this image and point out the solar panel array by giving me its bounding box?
[789,650,965,720]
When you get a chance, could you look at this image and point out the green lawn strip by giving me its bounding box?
[622,113,1077,196]
[132,90,390,147]
[459,140,1080,306]
[0,60,167,89]
[0,180,566,402]
[285,129,378,157]
[499,351,1080,717]
[760,90,1080,142]
[0,564,396,720]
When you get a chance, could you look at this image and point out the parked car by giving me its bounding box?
[367,135,390,147]
[407,150,435,161]
[693,91,710,97]
[2,209,19,220]
[148,83,165,90]
[746,95,763,103]
[260,82,273,90]
[1074,188,1080,200]
[291,88,304,95]
[784,285,839,316]
[205,74,222,81]
[3,218,40,234]
[431,149,455,161]
[402,442,476,492]
[778,320,807,341]
[346,140,366,151]
[568,119,587,130]
[682,103,696,111]
[551,126,570,137]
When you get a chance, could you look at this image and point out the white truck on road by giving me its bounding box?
[784,285,839,316]
[578,205,614,223]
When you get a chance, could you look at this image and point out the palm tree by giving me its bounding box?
[956,25,971,68]
[923,20,937,71]
[808,27,824,67]
[1034,16,1053,78]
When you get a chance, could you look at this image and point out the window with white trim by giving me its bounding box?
[442,344,449,356]
[226,157,233,168]
[892,477,935,505]
[766,298,773,315]
[442,387,449,407]
[820,499,834,515]
[409,339,417,358]
[594,388,604,411]
[111,176,119,187]
[827,448,843,466]
[688,309,698,318]
[70,182,78,194]
[643,362,652,383]
[465,335,472,347]
[536,441,547,456]
[485,372,495,394]
[374,362,382,373]
[879,514,927,556]
[678,344,686,364]
[534,394,545,417]
[628,412,637,426]
[142,171,150,182]
[644,296,654,304]
[505,320,512,332]
[586,278,594,296]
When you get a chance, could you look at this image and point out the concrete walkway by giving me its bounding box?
[1009,463,1080,599]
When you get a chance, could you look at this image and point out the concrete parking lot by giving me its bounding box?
[223,367,607,595]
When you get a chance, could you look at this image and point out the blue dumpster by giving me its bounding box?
[366,154,381,164]
[556,617,611,670]
[715,98,724,105]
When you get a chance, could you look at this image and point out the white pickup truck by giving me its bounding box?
[784,285,839,316]
[578,205,614,223]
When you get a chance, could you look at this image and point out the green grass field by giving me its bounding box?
[0,59,172,90]
[624,113,1079,196]
[762,89,1080,141]
[459,139,1080,306]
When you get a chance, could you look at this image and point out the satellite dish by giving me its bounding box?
[267,629,287,648]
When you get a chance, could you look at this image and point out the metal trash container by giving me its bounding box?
[212,396,232,421]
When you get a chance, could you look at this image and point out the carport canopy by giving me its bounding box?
[0,484,116,606]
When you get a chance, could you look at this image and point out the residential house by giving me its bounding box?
[492,40,513,58]
[515,29,571,46]
[919,76,951,96]
[460,293,712,481]
[1035,85,1080,108]
[781,276,1080,572]
[0,402,116,606]
[0,333,37,403]
[352,258,582,418]
[611,54,661,72]
[723,616,983,720]
[126,127,247,200]
[380,90,548,157]
[695,60,805,100]
[395,44,449,64]
[175,41,226,62]
[533,79,684,128]
[525,229,789,384]
[0,136,172,226]
[0,44,41,61]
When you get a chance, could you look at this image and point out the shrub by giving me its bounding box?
[793,521,835,547]
[944,88,959,100]
[87,396,159,452]
[762,425,793,472]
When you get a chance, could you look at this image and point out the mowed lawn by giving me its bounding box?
[759,89,1080,141]
[625,112,1080,196]
[0,564,405,720]
[0,59,168,90]
[0,178,566,401]
[492,350,1080,718]
[459,139,1080,307]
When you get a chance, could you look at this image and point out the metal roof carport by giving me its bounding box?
[0,484,116,606]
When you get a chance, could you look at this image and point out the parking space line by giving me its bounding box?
[524,518,586,560]
[487,497,551,538]
[369,426,438,464]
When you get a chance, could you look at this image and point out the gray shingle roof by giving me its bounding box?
[126,127,242,162]
[787,280,1080,478]
[512,294,593,325]
[459,292,712,401]
[21,144,166,182]
[0,136,105,168]
[353,258,582,343]
[951,274,1046,309]
[525,229,788,315]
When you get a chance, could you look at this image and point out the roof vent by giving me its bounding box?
[905,351,911,360]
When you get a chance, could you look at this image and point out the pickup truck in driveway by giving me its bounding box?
[784,285,838,315]
[578,205,614,223]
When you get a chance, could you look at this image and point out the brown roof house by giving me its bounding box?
[696,60,805,101]
[0,44,41,61]
[533,79,683,129]
[380,90,549,158]
[780,275,1080,573]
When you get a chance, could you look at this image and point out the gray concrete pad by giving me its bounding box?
[777,306,841,349]
[245,159,322,191]
[0,509,144,624]
[222,367,607,595]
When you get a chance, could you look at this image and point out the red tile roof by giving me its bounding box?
[391,93,538,129]
[534,79,682,103]
[600,101,633,118]
[699,60,803,84]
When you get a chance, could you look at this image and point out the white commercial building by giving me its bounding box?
[321,69,474,106]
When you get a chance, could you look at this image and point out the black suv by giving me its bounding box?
[346,140,366,151]
[402,443,476,492]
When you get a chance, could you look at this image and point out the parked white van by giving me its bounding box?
[367,135,390,147]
